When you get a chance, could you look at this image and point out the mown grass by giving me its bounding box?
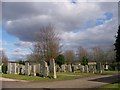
[2,73,90,82]
[2,74,50,82]
[2,70,118,82]
[2,72,96,82]
[101,70,118,75]
[98,82,120,90]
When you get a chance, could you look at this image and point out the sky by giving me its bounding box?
[1,0,119,61]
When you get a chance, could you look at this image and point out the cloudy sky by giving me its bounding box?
[1,0,119,61]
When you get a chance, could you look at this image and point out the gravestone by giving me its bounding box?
[74,65,79,71]
[11,63,17,74]
[21,65,25,75]
[25,62,30,76]
[31,64,36,76]
[16,63,20,74]
[93,65,97,73]
[50,59,56,79]
[42,61,48,77]
[71,65,75,72]
[96,62,103,73]
[61,65,66,72]
[88,65,94,73]
[0,64,3,74]
[8,62,12,74]
[81,65,85,73]
[36,64,41,75]
[29,65,31,75]
[84,65,89,73]
[67,64,72,72]
[105,64,109,70]
[56,65,61,72]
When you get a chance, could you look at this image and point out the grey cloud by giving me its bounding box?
[61,18,117,50]
[14,41,33,48]
[3,2,118,50]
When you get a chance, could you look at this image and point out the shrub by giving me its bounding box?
[2,63,7,74]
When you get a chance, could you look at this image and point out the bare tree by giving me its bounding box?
[77,46,88,62]
[30,24,61,63]
[64,50,75,64]
[92,47,105,63]
[0,50,8,64]
[105,46,115,62]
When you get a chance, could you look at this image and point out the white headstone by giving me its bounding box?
[84,65,89,73]
[67,64,72,72]
[42,61,48,77]
[8,62,12,74]
[61,65,66,72]
[36,64,41,75]
[16,63,20,74]
[105,65,109,70]
[81,65,85,73]
[31,64,36,76]
[50,59,57,79]
[0,64,3,73]
[25,62,30,76]
[21,65,25,75]
[11,63,17,74]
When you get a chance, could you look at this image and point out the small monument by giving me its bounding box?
[50,59,57,79]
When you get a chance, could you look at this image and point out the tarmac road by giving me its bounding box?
[1,74,120,89]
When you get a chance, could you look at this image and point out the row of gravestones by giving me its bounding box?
[57,63,104,73]
[6,61,104,78]
[7,59,56,78]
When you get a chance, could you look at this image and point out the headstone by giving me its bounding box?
[25,62,30,76]
[31,64,36,76]
[67,64,72,72]
[29,65,32,74]
[84,65,89,73]
[88,65,94,73]
[93,65,97,73]
[50,59,57,79]
[71,65,75,72]
[0,64,3,74]
[96,62,103,73]
[11,63,17,74]
[42,61,48,77]
[74,65,79,71]
[81,65,85,73]
[105,64,109,70]
[36,64,41,74]
[8,62,12,74]
[16,63,20,74]
[61,65,66,72]
[21,65,25,75]
[56,65,61,72]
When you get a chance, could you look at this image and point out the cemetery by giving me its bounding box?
[1,58,118,82]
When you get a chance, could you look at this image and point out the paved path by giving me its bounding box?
[1,77,28,82]
[1,74,120,88]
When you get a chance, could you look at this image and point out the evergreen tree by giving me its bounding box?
[81,56,88,66]
[114,25,120,62]
[56,54,65,66]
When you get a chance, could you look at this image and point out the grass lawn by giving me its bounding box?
[98,82,120,89]
[101,70,119,75]
[2,73,90,82]
[1,70,118,82]
[2,72,96,82]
